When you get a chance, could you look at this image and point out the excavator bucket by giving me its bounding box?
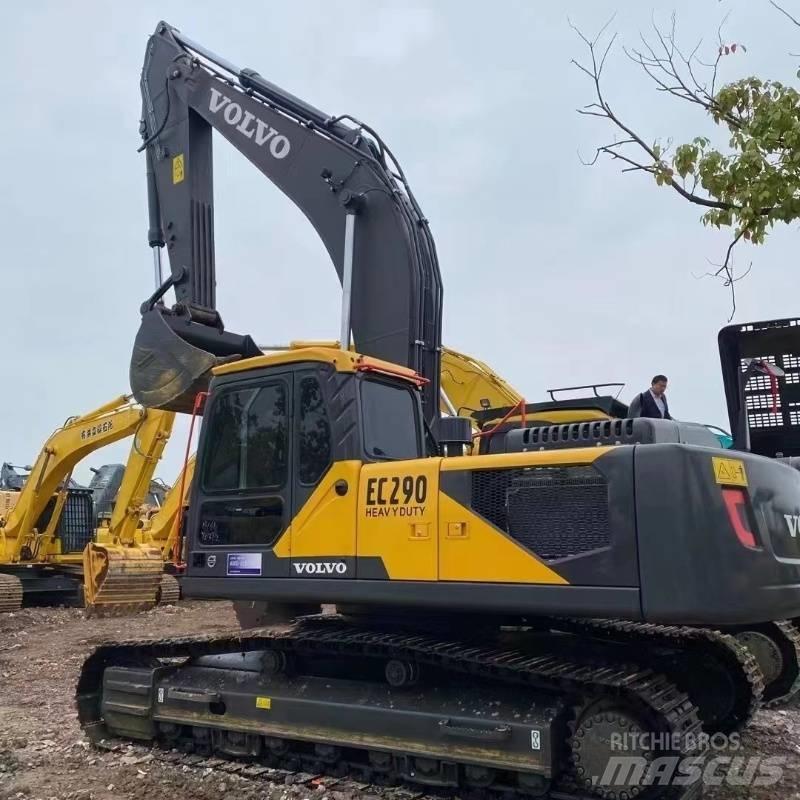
[130,308,261,413]
[82,541,164,616]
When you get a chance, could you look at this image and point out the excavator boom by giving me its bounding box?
[440,347,523,420]
[134,22,442,421]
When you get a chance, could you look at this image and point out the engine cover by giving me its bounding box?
[503,418,721,454]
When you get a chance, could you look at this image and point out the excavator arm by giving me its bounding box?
[102,410,175,545]
[134,22,442,422]
[142,454,195,562]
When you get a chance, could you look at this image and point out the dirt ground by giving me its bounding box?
[0,601,799,800]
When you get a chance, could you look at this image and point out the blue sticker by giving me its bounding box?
[227,552,262,576]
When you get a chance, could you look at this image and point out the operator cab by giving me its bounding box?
[187,348,425,576]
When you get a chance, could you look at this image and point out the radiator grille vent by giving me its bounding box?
[524,419,635,447]
[471,466,610,559]
[57,490,95,553]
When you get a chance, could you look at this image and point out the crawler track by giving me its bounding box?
[77,617,704,798]
[156,574,181,605]
[551,619,764,733]
[0,573,23,613]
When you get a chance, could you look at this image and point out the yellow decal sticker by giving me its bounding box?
[172,154,185,184]
[713,457,748,487]
[255,696,272,710]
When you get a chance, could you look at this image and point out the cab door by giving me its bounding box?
[289,370,359,577]
[354,375,439,581]
[192,372,293,578]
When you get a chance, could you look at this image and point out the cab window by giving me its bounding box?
[360,378,421,460]
[203,383,288,491]
[298,376,332,485]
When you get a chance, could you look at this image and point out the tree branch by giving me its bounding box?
[769,1,800,28]
[571,20,738,212]
[696,230,749,321]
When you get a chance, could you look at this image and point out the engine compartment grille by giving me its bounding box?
[36,490,96,554]
[471,466,610,560]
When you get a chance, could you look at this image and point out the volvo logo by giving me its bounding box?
[784,514,800,538]
[208,88,291,159]
[292,561,347,576]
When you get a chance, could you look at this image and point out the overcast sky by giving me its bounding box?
[1,0,797,485]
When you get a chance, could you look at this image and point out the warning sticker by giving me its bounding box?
[712,457,748,487]
[172,153,185,184]
[256,696,272,710]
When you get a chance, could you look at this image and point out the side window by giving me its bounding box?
[203,382,288,491]
[203,389,247,491]
[298,376,332,485]
[361,379,421,460]
[245,384,288,488]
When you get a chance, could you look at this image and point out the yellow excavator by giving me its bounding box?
[77,24,800,799]
[0,395,172,614]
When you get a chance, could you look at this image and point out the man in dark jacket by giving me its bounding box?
[627,375,671,420]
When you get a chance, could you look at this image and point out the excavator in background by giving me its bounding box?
[78,23,800,798]
[89,463,168,522]
[0,396,173,614]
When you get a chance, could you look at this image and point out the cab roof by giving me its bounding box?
[212,346,426,387]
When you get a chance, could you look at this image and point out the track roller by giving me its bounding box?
[264,736,289,756]
[464,764,495,788]
[260,648,290,676]
[385,658,419,687]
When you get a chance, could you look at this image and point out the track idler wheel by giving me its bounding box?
[0,574,23,613]
[734,620,800,707]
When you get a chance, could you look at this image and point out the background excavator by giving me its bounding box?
[78,22,800,798]
[89,463,168,522]
[0,395,176,614]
